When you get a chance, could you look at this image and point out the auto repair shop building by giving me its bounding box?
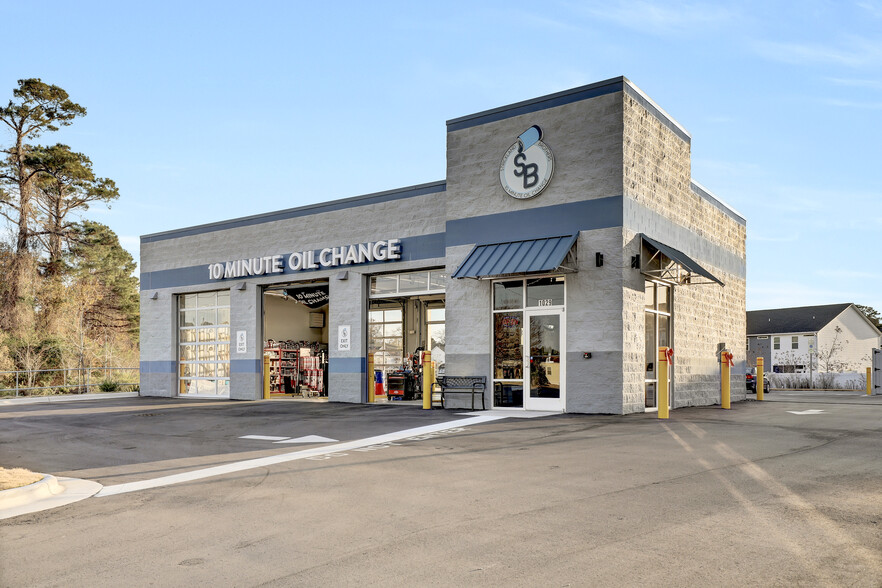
[139,75,747,414]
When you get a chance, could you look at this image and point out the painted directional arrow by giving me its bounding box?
[274,435,339,444]
[239,435,339,443]
[787,409,825,415]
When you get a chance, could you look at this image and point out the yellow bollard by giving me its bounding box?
[368,353,375,403]
[422,350,433,410]
[263,355,270,400]
[658,347,669,419]
[756,357,764,401]
[868,367,872,396]
[721,351,732,409]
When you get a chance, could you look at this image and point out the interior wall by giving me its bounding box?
[264,294,329,343]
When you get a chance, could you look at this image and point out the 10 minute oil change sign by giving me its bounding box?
[207,238,402,280]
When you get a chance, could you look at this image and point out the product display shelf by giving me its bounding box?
[263,346,284,394]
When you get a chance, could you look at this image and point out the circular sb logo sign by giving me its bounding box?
[499,125,554,200]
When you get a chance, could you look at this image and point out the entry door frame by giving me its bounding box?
[524,307,566,412]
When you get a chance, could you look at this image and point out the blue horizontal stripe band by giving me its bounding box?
[329,357,365,374]
[231,359,261,374]
[141,232,446,290]
[446,196,623,247]
[140,360,176,374]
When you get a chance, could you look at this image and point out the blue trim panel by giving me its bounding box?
[141,181,446,244]
[231,359,262,374]
[140,360,176,374]
[446,196,623,247]
[141,232,447,290]
[446,78,624,132]
[329,357,366,374]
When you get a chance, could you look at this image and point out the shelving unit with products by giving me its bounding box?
[264,340,327,396]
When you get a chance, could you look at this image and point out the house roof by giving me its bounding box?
[747,303,852,336]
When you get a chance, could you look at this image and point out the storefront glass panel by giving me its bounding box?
[526,277,565,307]
[644,280,672,410]
[529,314,560,398]
[494,312,523,407]
[493,281,523,310]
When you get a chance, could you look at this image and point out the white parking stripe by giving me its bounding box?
[96,415,505,497]
[239,435,290,441]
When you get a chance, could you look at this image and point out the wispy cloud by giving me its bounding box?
[752,35,882,67]
[821,98,882,109]
[815,269,878,280]
[826,77,882,90]
[858,1,882,18]
[508,10,582,32]
[566,0,737,35]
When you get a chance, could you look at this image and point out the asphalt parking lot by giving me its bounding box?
[1,392,881,586]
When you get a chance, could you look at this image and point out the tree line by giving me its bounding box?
[0,78,138,387]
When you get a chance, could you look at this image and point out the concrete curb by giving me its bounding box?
[0,392,139,406]
[0,474,103,520]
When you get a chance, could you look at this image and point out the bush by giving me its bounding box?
[98,379,120,392]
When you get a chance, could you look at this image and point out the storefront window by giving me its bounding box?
[179,290,231,397]
[644,280,672,410]
[493,281,523,310]
[526,276,565,307]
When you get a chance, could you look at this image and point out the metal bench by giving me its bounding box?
[435,376,486,410]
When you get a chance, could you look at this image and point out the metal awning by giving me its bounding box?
[452,235,578,279]
[639,234,724,286]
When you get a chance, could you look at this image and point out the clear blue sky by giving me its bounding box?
[3,1,881,312]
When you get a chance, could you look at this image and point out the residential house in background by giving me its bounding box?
[747,303,881,375]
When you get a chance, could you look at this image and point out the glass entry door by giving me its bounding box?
[492,276,566,411]
[526,311,564,411]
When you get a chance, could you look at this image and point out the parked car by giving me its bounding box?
[746,367,772,393]
[746,368,757,392]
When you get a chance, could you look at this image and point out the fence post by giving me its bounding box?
[87,369,90,394]
[15,371,19,397]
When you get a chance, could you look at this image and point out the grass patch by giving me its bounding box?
[0,467,44,491]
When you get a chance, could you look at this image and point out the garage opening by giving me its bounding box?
[263,280,329,397]
[368,269,445,402]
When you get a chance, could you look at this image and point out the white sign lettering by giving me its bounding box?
[236,330,247,354]
[208,239,402,280]
[338,325,351,351]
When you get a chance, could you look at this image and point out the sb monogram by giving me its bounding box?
[513,147,539,189]
[500,125,553,200]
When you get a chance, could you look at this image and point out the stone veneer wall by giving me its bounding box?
[621,91,747,413]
